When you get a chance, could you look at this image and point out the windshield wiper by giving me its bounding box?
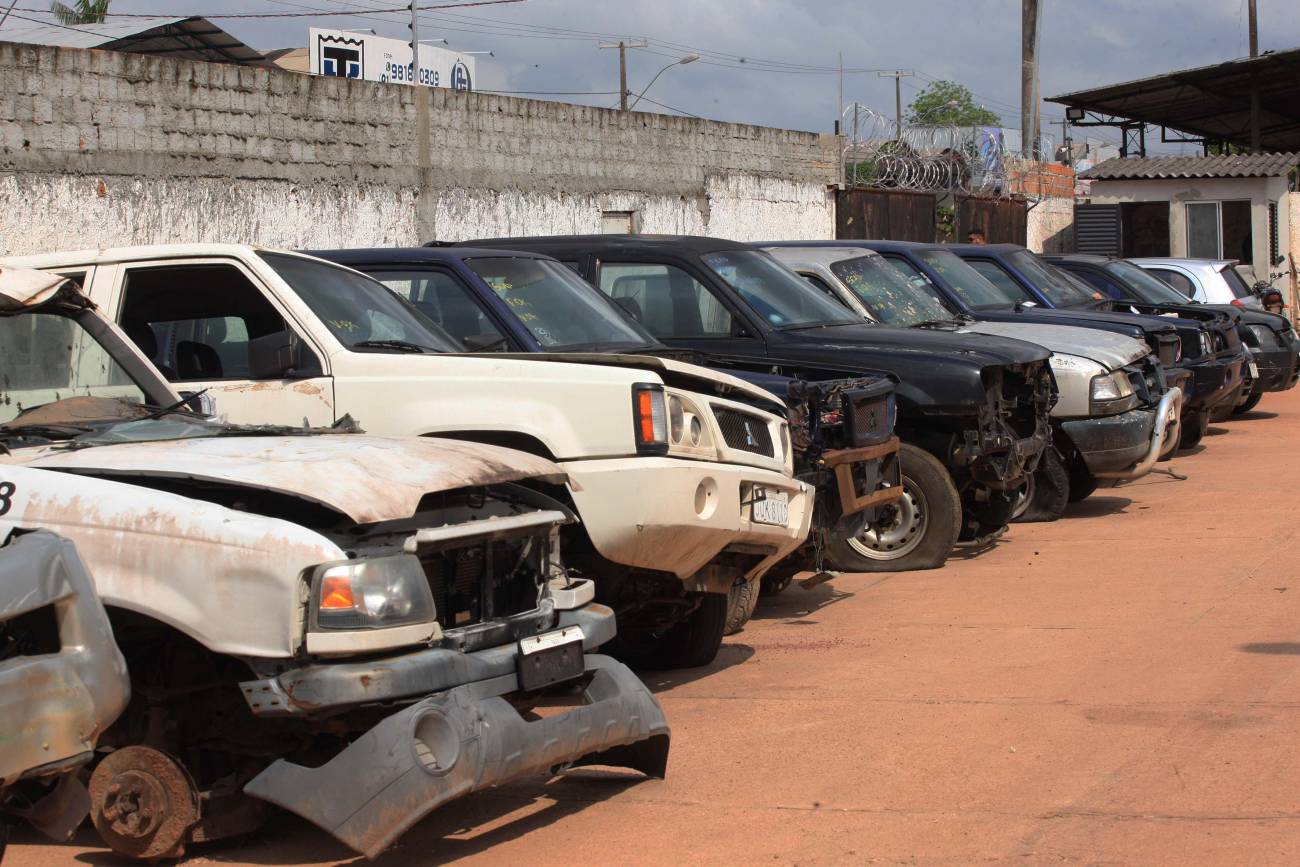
[912,318,963,329]
[142,388,208,420]
[353,339,433,353]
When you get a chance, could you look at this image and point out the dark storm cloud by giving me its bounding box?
[60,0,1300,135]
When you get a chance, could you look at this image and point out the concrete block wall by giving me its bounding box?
[0,41,838,254]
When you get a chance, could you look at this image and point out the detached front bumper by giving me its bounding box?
[562,457,813,585]
[1179,353,1246,412]
[1059,386,1182,480]
[1249,345,1300,395]
[244,653,668,859]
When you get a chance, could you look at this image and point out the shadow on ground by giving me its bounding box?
[63,761,657,867]
[639,642,756,694]
[1064,495,1133,519]
[1232,410,1279,422]
[749,576,859,623]
[1238,642,1300,655]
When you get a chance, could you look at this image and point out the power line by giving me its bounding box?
[6,0,525,19]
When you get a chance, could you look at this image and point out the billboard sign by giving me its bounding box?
[309,28,475,91]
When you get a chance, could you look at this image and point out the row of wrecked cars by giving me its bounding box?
[1,235,1295,860]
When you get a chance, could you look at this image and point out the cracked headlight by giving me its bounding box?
[309,554,435,632]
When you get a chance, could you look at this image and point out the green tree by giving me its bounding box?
[50,0,110,25]
[907,80,1001,127]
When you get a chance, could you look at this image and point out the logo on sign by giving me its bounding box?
[318,34,364,79]
[451,60,472,91]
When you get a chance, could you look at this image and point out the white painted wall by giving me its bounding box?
[1083,176,1293,287]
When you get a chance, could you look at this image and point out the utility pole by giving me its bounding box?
[1021,0,1041,159]
[877,70,913,138]
[408,0,419,85]
[1248,0,1260,152]
[599,39,648,110]
[837,51,843,133]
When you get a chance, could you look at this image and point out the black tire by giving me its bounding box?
[1179,411,1207,450]
[724,578,760,636]
[616,593,728,670]
[823,442,960,573]
[1067,457,1098,503]
[1232,392,1263,416]
[1011,448,1070,522]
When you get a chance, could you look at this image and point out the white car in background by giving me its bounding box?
[1130,258,1265,309]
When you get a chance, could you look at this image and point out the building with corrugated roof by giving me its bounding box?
[1073,153,1299,299]
[0,15,266,66]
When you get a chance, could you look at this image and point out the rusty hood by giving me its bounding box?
[0,266,76,312]
[22,435,567,524]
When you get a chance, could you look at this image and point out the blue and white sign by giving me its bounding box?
[309,28,476,92]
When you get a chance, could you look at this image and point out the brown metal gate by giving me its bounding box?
[836,188,937,242]
[955,196,1028,245]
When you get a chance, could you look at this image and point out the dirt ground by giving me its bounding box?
[10,391,1300,866]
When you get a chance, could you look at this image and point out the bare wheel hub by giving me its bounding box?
[848,474,929,560]
[89,746,199,860]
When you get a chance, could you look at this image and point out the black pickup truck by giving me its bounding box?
[464,234,1055,573]
[1047,253,1299,417]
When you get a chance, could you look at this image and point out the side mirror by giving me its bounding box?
[249,330,307,379]
[179,390,217,416]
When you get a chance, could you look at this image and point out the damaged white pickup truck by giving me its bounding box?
[4,244,815,668]
[0,268,669,859]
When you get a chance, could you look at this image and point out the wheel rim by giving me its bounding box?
[1010,472,1035,521]
[847,474,929,560]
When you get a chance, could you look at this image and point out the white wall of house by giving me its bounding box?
[1083,176,1293,295]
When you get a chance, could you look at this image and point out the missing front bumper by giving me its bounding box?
[243,654,669,859]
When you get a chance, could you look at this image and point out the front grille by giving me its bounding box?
[425,545,487,629]
[714,407,775,457]
[843,389,894,447]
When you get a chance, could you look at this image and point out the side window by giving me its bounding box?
[370,269,507,350]
[965,259,1034,302]
[118,263,319,382]
[1147,268,1196,298]
[799,272,848,307]
[1070,268,1127,299]
[596,262,733,339]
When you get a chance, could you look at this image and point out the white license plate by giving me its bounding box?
[751,491,790,527]
[1249,360,1260,378]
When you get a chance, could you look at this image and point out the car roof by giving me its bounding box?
[0,242,282,269]
[944,243,1027,254]
[761,245,882,266]
[307,246,555,265]
[464,234,756,254]
[1042,253,1115,264]
[1128,257,1237,267]
[761,239,936,252]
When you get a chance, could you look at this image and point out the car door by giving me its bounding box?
[104,258,337,426]
[591,259,767,360]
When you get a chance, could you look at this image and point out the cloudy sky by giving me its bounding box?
[12,0,1300,148]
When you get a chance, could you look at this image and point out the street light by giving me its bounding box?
[627,53,699,111]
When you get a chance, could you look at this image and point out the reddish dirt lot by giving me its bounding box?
[9,390,1300,866]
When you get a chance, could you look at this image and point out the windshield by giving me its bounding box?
[913,249,1017,307]
[0,311,149,424]
[829,256,953,326]
[465,257,659,350]
[701,250,861,328]
[1107,261,1191,304]
[1219,264,1255,299]
[1007,250,1100,307]
[259,252,460,352]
